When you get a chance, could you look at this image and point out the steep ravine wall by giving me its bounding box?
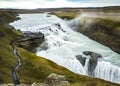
[74,17,120,54]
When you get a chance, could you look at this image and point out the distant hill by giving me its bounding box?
[0,6,120,13]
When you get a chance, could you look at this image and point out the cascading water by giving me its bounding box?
[10,13,120,84]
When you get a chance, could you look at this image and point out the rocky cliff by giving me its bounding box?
[75,17,120,54]
[17,32,45,52]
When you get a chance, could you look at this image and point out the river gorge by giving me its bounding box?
[10,13,120,84]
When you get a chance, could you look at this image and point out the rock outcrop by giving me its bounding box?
[83,51,102,59]
[83,51,102,75]
[76,55,86,66]
[44,73,69,86]
[17,32,45,52]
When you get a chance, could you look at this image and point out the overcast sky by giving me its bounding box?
[0,0,120,9]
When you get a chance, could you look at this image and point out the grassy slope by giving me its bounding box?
[51,12,79,20]
[0,24,22,83]
[96,18,120,31]
[0,11,119,86]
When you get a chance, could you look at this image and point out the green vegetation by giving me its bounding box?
[0,10,120,86]
[95,18,120,31]
[51,12,79,20]
[0,23,22,83]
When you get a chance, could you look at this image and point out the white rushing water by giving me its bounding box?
[10,13,120,84]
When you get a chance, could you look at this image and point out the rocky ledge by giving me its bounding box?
[17,31,45,52]
[76,51,102,76]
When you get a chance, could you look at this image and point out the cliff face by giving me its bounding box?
[17,32,45,52]
[75,17,120,54]
[0,11,19,24]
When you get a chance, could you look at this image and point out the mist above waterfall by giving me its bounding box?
[10,13,120,84]
[68,12,120,30]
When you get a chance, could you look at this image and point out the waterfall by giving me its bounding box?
[94,61,120,83]
[10,13,120,84]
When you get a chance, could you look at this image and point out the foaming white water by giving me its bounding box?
[10,13,120,84]
[94,61,120,83]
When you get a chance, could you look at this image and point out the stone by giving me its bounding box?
[76,55,86,67]
[44,73,68,86]
[83,51,102,76]
[83,51,92,55]
[90,52,102,60]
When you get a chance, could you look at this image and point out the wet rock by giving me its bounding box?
[76,55,86,67]
[90,52,102,60]
[88,52,101,74]
[88,58,98,76]
[83,51,102,76]
[83,51,102,59]
[83,51,92,55]
[44,73,69,86]
[17,32,45,52]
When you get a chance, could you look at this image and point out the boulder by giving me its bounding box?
[76,55,86,67]
[44,73,69,86]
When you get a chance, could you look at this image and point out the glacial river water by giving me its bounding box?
[10,13,120,84]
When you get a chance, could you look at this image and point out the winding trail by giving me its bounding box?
[10,40,22,85]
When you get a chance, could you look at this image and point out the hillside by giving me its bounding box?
[0,10,120,86]
[74,16,120,54]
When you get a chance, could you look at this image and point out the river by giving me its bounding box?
[10,13,120,84]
